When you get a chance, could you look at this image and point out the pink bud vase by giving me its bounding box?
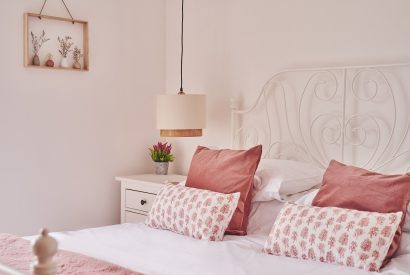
[32,54,40,66]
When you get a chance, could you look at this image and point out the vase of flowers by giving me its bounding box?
[57,36,73,68]
[31,30,49,66]
[149,142,174,175]
[72,46,83,69]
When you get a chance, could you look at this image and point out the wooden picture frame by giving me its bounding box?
[24,13,89,71]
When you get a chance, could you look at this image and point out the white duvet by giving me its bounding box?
[24,197,410,275]
[33,221,410,275]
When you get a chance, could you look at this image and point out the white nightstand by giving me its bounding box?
[115,174,187,223]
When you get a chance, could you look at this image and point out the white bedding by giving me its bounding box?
[26,221,410,275]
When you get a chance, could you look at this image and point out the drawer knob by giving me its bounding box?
[140,199,147,205]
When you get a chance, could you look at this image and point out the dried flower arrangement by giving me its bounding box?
[31,30,50,55]
[149,142,174,162]
[72,47,83,62]
[57,36,74,58]
[72,46,83,69]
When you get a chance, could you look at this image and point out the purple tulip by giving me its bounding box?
[151,142,172,154]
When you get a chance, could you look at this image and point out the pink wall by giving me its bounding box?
[165,0,410,173]
[0,0,165,235]
[2,0,410,235]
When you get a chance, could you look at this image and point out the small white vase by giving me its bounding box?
[155,162,169,175]
[60,57,69,68]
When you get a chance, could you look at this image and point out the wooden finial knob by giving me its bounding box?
[40,228,49,236]
[32,228,58,275]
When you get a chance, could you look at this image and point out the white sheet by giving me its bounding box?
[26,223,410,275]
[247,200,283,235]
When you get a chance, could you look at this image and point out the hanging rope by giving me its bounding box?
[38,0,47,17]
[38,0,75,24]
[61,0,74,23]
[178,0,185,94]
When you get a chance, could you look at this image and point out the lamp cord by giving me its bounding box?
[179,0,185,94]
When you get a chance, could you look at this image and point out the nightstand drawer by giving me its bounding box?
[117,174,186,224]
[125,211,147,223]
[125,189,156,212]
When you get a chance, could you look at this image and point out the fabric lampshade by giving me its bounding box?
[156,94,206,137]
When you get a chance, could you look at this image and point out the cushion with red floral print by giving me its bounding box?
[145,184,240,241]
[263,203,402,272]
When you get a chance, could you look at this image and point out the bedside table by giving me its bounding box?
[115,174,187,223]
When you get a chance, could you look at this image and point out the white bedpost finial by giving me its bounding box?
[229,97,238,110]
[32,228,58,275]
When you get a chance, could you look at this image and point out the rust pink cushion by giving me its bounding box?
[186,145,262,235]
[312,160,410,265]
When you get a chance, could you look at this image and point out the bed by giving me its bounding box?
[25,201,410,275]
[2,63,410,275]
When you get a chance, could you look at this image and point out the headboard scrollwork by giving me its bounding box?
[231,64,410,173]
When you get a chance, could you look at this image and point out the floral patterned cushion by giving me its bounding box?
[264,203,402,271]
[145,184,240,241]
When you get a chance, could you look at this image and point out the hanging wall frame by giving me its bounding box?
[24,0,89,71]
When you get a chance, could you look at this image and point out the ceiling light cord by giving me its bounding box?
[178,0,185,95]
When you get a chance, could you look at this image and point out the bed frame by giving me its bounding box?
[231,63,410,174]
[3,63,410,274]
[0,229,57,275]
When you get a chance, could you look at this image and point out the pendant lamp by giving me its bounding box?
[156,0,206,137]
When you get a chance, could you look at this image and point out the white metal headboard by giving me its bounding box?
[231,63,410,174]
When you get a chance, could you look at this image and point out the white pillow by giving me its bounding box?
[396,231,410,257]
[247,200,284,235]
[253,159,324,202]
[403,210,410,232]
[294,188,319,206]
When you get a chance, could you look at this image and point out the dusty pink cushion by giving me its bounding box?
[145,184,240,241]
[186,145,262,235]
[312,160,410,265]
[264,203,402,272]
